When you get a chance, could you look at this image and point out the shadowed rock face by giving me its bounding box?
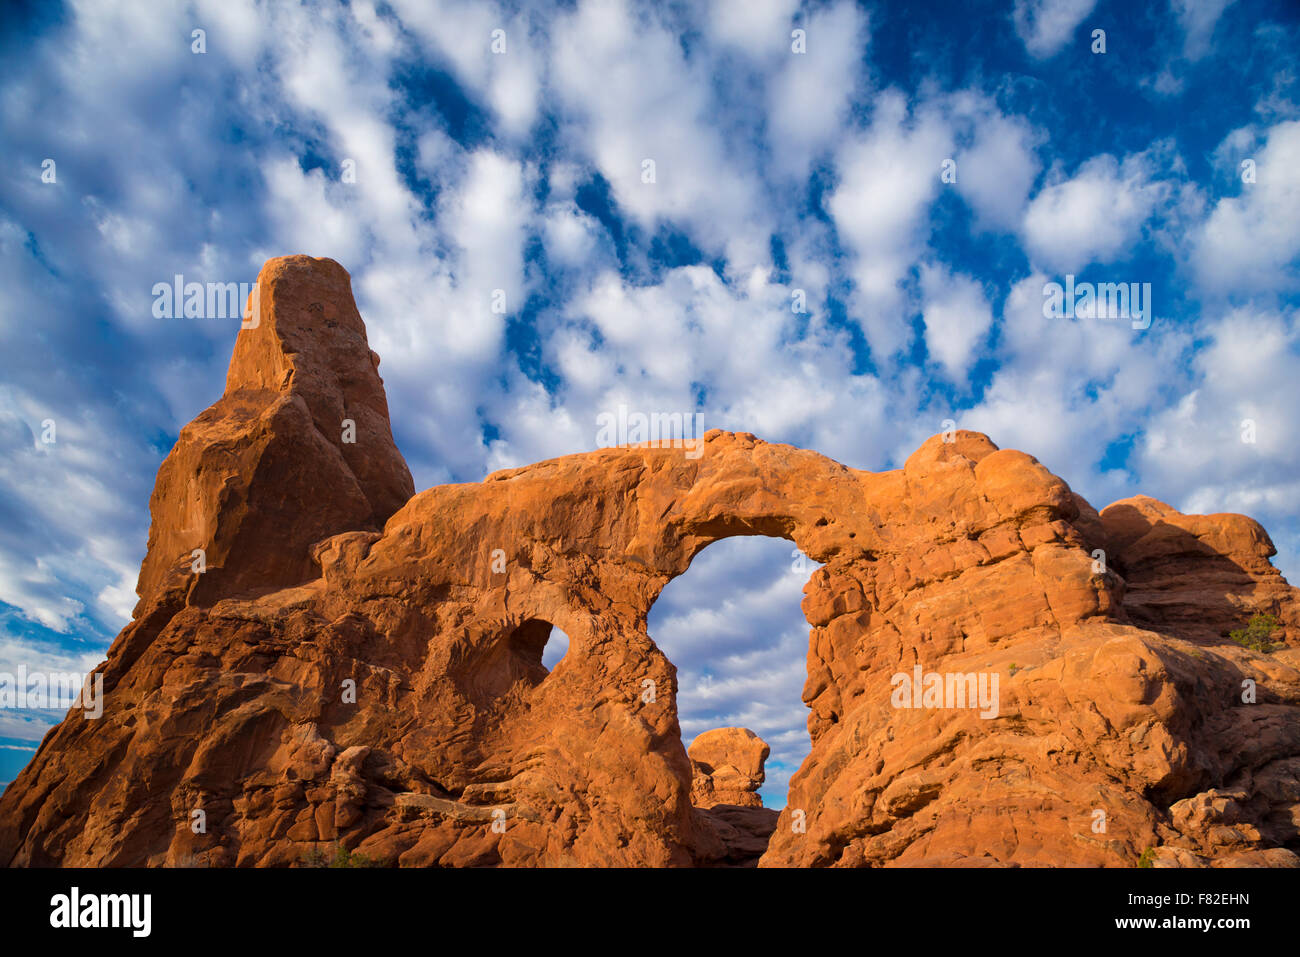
[3,256,1299,869]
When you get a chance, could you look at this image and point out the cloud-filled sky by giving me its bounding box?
[1,0,1298,799]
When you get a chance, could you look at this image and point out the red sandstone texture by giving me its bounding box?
[2,255,1298,868]
[689,727,769,809]
[690,728,779,867]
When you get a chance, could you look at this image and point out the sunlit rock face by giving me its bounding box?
[3,257,1298,869]
[690,727,770,809]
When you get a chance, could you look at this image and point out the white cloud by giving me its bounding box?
[766,1,868,181]
[261,159,371,267]
[1022,153,1168,273]
[829,91,953,360]
[1173,0,1239,59]
[548,0,768,268]
[707,0,801,52]
[1012,0,1096,59]
[389,0,543,138]
[1136,307,1300,510]
[542,201,609,269]
[919,264,993,382]
[440,149,531,353]
[1192,119,1300,297]
[951,97,1042,232]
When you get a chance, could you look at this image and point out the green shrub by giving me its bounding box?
[1137,847,1156,868]
[1228,613,1281,653]
[301,843,380,868]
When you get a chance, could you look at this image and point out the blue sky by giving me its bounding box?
[1,0,1298,803]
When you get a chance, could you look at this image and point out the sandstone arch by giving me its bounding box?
[2,256,1298,869]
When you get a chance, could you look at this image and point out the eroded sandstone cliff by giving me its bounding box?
[2,255,1297,868]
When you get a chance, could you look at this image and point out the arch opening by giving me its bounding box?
[646,534,822,864]
[489,618,572,698]
[541,626,570,672]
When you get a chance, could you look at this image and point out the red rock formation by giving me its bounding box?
[690,727,769,809]
[136,255,413,610]
[1097,495,1300,643]
[2,256,1297,868]
[690,728,779,867]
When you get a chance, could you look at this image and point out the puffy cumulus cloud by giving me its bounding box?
[766,1,868,182]
[824,88,1050,376]
[826,88,1044,365]
[541,200,612,270]
[648,536,820,807]
[932,271,1192,510]
[191,0,275,70]
[826,87,1040,366]
[1191,119,1300,298]
[548,0,768,268]
[260,158,372,268]
[1012,0,1096,59]
[949,94,1043,233]
[388,0,544,139]
[706,0,802,52]
[1134,307,1300,575]
[437,150,531,343]
[484,263,904,476]
[829,91,953,361]
[1021,152,1170,274]
[918,264,994,383]
[1210,125,1261,176]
